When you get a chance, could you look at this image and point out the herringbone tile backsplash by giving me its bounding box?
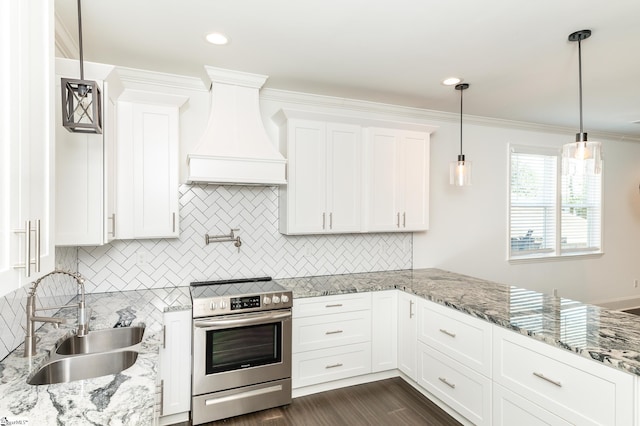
[78,185,412,293]
[0,185,411,358]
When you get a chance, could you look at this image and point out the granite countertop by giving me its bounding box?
[276,268,640,377]
[0,287,190,425]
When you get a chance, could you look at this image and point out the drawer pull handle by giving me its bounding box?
[325,330,343,335]
[533,372,562,387]
[325,304,343,308]
[326,363,343,369]
[438,377,456,389]
[439,329,456,338]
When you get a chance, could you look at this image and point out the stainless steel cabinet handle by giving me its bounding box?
[439,377,456,389]
[322,212,326,230]
[172,212,176,233]
[439,329,456,338]
[397,212,400,228]
[109,214,116,237]
[162,325,166,349]
[403,212,406,228]
[409,300,414,318]
[533,372,562,387]
[13,220,32,277]
[329,212,333,229]
[159,379,164,416]
[325,363,343,369]
[34,219,41,273]
[325,330,343,335]
[325,303,343,308]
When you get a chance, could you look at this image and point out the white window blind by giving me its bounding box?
[509,145,602,260]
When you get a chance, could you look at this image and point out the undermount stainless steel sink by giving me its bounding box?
[28,350,139,385]
[28,325,146,386]
[55,325,145,355]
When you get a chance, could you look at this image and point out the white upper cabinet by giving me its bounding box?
[275,112,361,235]
[0,0,55,297]
[55,59,123,246]
[362,127,431,232]
[117,92,186,239]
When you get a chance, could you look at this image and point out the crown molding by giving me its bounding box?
[115,66,208,92]
[261,88,639,142]
[54,10,78,59]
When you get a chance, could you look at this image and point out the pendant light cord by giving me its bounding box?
[77,0,84,80]
[578,38,583,135]
[459,86,463,156]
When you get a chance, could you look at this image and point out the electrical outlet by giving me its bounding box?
[136,251,147,266]
[552,288,558,297]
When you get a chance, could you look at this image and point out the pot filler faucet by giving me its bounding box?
[24,269,89,357]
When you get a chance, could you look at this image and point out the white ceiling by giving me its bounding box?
[54,0,640,139]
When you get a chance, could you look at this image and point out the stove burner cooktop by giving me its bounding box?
[190,277,292,318]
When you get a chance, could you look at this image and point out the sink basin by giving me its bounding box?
[55,325,145,355]
[28,350,139,385]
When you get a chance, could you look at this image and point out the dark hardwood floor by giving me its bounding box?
[197,377,462,426]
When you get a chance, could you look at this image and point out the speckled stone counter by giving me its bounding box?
[276,268,640,377]
[0,287,190,425]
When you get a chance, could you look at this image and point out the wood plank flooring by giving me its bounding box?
[200,377,462,426]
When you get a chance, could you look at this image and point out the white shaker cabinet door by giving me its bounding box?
[0,0,55,297]
[397,291,418,381]
[118,100,182,239]
[363,127,430,232]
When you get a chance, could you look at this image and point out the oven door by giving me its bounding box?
[193,309,292,396]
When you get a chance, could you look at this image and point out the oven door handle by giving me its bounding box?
[194,310,292,329]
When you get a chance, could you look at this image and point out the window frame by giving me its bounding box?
[508,144,603,262]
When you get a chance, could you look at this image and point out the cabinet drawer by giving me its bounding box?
[293,310,371,353]
[493,384,571,426]
[493,327,634,426]
[292,343,372,388]
[293,293,371,318]
[418,299,492,377]
[417,342,491,426]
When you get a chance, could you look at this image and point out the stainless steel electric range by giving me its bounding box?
[190,277,293,425]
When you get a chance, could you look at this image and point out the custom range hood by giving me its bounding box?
[187,67,286,185]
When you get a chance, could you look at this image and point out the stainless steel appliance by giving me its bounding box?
[190,277,293,424]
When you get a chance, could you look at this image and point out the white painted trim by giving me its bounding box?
[158,411,189,425]
[261,88,639,143]
[116,66,207,92]
[292,370,398,398]
[118,89,189,107]
[54,10,77,59]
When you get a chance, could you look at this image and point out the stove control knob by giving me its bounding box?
[273,295,281,304]
[219,300,227,310]
[281,295,290,304]
[263,296,272,305]
[209,301,216,311]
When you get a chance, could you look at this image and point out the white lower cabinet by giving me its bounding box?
[292,293,372,390]
[493,326,634,426]
[158,309,191,425]
[397,291,418,380]
[493,384,571,426]
[371,290,397,372]
[417,342,492,425]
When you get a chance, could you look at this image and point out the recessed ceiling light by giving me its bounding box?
[206,32,229,45]
[442,77,462,86]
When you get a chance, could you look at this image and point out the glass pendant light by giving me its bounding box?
[61,0,102,134]
[450,83,471,186]
[562,29,601,175]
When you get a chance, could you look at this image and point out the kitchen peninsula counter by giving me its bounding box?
[0,287,190,425]
[276,268,640,377]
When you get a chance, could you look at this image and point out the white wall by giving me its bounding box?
[414,119,640,305]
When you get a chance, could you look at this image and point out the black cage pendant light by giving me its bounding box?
[61,0,102,134]
[450,83,471,186]
[562,29,601,175]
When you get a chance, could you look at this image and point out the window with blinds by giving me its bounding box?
[509,145,602,260]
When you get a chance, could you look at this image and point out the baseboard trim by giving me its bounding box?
[292,370,398,398]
